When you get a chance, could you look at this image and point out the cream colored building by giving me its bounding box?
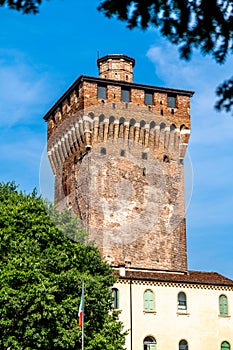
[112,269,233,350]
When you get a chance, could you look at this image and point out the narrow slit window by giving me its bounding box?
[101,147,106,155]
[112,288,119,309]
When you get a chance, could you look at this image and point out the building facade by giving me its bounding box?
[43,54,233,350]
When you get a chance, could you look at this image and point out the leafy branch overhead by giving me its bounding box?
[1,0,233,113]
[97,0,233,114]
[0,0,42,13]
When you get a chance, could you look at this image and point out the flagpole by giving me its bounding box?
[81,280,84,350]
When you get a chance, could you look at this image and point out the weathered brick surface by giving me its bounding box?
[44,55,194,273]
[97,54,135,82]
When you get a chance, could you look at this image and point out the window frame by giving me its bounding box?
[144,91,153,105]
[121,88,130,102]
[97,84,107,99]
[143,336,157,350]
[167,94,177,108]
[177,291,187,311]
[219,294,229,316]
[144,289,155,312]
[179,339,188,350]
[221,341,231,350]
[112,288,119,309]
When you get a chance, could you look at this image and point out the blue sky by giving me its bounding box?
[1,0,233,278]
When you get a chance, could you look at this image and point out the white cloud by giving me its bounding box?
[0,49,52,126]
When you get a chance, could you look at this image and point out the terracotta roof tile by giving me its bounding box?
[115,269,233,287]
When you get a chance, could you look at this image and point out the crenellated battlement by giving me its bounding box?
[47,103,190,176]
[45,75,193,141]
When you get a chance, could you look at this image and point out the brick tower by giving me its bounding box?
[44,54,194,273]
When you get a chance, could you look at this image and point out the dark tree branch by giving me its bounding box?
[215,77,233,114]
[98,0,233,113]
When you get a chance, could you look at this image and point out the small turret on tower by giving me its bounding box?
[97,54,135,82]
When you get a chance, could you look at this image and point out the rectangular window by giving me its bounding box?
[167,94,177,108]
[97,85,107,99]
[144,91,153,105]
[121,88,130,102]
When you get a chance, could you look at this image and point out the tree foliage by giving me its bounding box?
[1,0,232,113]
[0,182,126,350]
[0,0,42,13]
[97,0,233,114]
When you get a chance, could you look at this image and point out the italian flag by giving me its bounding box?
[78,295,83,327]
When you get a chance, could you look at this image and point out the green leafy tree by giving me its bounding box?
[0,182,126,350]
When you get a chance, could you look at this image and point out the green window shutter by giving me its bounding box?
[223,296,228,315]
[221,341,230,350]
[219,295,228,315]
[150,344,157,350]
[144,290,154,311]
[116,289,119,309]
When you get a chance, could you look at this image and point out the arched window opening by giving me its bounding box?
[179,339,188,350]
[112,288,119,309]
[144,336,157,350]
[149,121,156,129]
[221,341,230,350]
[219,295,228,316]
[178,292,187,311]
[160,122,166,130]
[140,120,146,128]
[163,155,169,163]
[144,290,155,311]
[180,124,186,131]
[99,114,105,123]
[130,118,136,126]
[109,116,115,124]
[119,117,125,125]
[170,123,176,131]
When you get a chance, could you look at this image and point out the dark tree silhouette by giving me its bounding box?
[0,0,42,13]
